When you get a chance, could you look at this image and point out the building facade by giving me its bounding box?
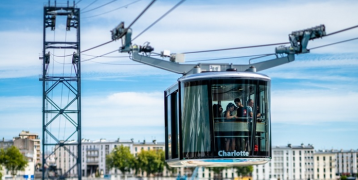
[336,149,358,177]
[50,140,358,180]
[0,131,39,179]
[314,150,337,180]
[252,143,315,180]
[18,130,41,164]
[55,138,133,177]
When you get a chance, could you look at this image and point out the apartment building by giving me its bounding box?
[336,149,358,177]
[252,143,314,180]
[55,138,133,177]
[18,130,41,164]
[0,131,39,179]
[314,150,337,180]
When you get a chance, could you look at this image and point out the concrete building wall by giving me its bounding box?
[336,149,358,176]
[314,151,337,180]
[252,144,314,180]
[54,139,133,177]
[18,130,41,164]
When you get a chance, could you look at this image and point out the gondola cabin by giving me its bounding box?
[120,24,326,167]
[164,71,271,167]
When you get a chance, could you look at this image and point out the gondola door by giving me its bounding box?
[165,88,179,161]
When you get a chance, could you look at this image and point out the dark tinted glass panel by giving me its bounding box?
[179,78,270,159]
[211,79,270,158]
[171,92,179,159]
[181,80,211,159]
[166,96,172,159]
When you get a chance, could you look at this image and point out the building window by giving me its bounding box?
[323,157,326,161]
[148,147,150,150]
[317,157,319,161]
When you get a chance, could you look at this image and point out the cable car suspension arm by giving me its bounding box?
[116,24,326,74]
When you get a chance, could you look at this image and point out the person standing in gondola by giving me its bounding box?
[224,103,237,151]
[234,98,246,151]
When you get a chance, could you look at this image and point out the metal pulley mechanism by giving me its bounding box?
[276,24,326,54]
[72,52,79,64]
[111,22,132,52]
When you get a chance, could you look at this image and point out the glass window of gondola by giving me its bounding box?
[180,76,271,159]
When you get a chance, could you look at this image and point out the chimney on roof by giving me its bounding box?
[301,143,304,147]
[153,140,157,144]
[143,140,146,144]
[131,138,134,143]
[288,144,291,148]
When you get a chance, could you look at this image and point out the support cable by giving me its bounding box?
[309,37,358,50]
[132,0,185,41]
[80,24,358,61]
[82,54,130,58]
[182,42,290,54]
[82,0,141,19]
[325,24,358,37]
[81,50,118,62]
[187,53,275,62]
[82,0,118,14]
[81,40,114,53]
[81,0,98,11]
[80,0,155,53]
[75,0,82,5]
[84,35,358,65]
[127,0,156,30]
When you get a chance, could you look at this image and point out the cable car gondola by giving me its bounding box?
[112,23,326,167]
[165,71,271,167]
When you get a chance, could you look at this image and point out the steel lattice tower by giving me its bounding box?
[41,2,81,180]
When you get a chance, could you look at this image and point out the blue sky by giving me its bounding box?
[0,0,357,150]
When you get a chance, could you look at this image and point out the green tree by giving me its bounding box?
[234,166,253,177]
[1,146,28,177]
[137,150,162,177]
[0,148,4,180]
[106,145,134,177]
[0,165,3,180]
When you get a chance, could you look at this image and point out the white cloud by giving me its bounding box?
[82,91,163,127]
[1,1,357,78]
[272,90,358,124]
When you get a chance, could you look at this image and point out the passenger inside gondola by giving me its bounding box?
[247,99,261,119]
[224,103,237,151]
[234,98,247,151]
[212,104,223,122]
